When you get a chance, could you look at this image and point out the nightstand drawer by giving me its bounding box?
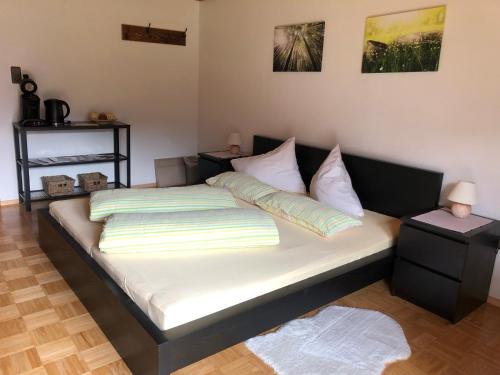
[393,258,460,320]
[397,225,467,280]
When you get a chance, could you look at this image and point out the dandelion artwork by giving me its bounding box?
[273,21,325,72]
[362,6,446,73]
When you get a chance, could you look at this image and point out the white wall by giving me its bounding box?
[0,0,199,195]
[198,0,500,298]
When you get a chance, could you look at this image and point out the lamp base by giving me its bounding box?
[451,203,472,219]
[229,145,240,155]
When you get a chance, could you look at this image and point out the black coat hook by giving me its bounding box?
[146,22,151,34]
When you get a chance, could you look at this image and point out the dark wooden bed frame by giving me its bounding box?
[37,135,443,375]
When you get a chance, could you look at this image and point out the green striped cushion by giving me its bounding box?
[255,192,362,237]
[90,185,238,222]
[206,172,277,204]
[99,208,280,253]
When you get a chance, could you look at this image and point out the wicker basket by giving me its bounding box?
[42,175,75,197]
[78,172,108,192]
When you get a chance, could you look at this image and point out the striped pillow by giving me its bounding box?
[206,172,277,204]
[255,192,362,237]
[99,208,280,253]
[90,185,238,222]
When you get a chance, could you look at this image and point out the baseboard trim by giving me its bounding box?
[488,296,500,308]
[0,199,19,207]
[133,183,157,189]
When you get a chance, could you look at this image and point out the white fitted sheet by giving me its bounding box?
[49,197,399,331]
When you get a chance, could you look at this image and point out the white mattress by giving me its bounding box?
[49,197,400,331]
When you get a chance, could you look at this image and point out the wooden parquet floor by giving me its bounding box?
[1,203,500,375]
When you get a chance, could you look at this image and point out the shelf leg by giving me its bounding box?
[113,128,120,189]
[20,130,31,211]
[13,126,23,204]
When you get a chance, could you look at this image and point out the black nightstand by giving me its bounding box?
[392,213,500,323]
[198,152,248,181]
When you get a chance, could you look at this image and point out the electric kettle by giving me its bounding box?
[44,99,70,125]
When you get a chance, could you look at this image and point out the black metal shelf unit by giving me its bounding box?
[13,122,131,211]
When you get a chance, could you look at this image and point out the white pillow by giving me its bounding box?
[231,137,306,193]
[310,145,364,217]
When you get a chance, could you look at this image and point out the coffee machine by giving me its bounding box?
[10,66,44,126]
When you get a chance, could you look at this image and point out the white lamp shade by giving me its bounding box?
[227,133,241,146]
[448,181,477,205]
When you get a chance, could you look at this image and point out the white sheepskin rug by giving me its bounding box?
[245,306,411,375]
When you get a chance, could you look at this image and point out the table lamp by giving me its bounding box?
[227,133,241,154]
[448,181,477,219]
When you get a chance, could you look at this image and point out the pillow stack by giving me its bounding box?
[210,138,364,237]
[91,185,280,253]
[206,170,362,237]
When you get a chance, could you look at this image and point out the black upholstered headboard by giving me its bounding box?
[252,135,443,218]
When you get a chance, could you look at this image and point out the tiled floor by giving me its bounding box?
[1,203,500,374]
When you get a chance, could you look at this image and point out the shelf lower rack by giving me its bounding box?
[21,182,127,202]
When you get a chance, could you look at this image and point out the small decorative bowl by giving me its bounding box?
[89,112,117,123]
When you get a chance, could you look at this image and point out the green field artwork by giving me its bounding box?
[274,21,325,72]
[362,6,446,73]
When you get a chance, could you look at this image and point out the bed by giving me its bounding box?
[37,135,443,375]
[49,197,398,331]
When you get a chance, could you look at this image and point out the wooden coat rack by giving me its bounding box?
[122,24,187,46]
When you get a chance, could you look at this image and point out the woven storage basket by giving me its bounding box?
[78,172,108,192]
[41,175,75,197]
